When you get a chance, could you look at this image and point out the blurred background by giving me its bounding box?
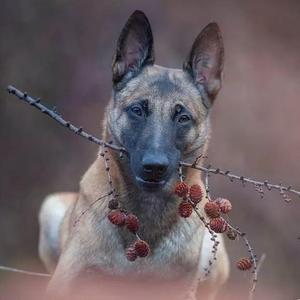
[0,0,299,299]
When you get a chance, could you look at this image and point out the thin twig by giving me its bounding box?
[98,147,117,199]
[0,265,51,277]
[192,153,208,167]
[200,171,219,277]
[192,206,219,278]
[204,171,211,200]
[6,85,126,154]
[249,253,266,300]
[180,161,300,200]
[227,223,258,296]
[178,165,184,182]
[73,192,112,227]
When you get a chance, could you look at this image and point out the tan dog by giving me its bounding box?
[38,10,229,300]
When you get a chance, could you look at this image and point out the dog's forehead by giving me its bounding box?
[115,65,205,112]
[146,65,189,94]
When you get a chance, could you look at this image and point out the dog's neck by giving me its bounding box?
[101,147,203,248]
[103,148,178,247]
[95,128,206,247]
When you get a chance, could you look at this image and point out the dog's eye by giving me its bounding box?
[178,114,191,123]
[130,105,143,117]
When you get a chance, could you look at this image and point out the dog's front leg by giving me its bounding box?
[45,242,107,299]
[46,252,86,298]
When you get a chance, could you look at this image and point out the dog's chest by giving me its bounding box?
[94,216,205,280]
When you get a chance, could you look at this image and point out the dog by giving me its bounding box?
[38,10,229,300]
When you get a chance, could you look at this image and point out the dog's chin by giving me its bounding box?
[135,176,167,193]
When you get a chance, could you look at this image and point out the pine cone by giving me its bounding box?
[134,240,150,257]
[204,202,221,218]
[125,213,140,234]
[126,246,138,262]
[237,258,253,271]
[189,184,203,204]
[216,198,232,214]
[174,182,189,198]
[107,210,126,226]
[209,218,228,233]
[178,201,193,218]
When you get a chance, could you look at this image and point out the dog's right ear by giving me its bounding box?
[112,10,154,89]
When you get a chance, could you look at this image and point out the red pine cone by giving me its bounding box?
[134,240,150,257]
[125,213,140,233]
[216,198,232,214]
[209,218,228,233]
[126,246,138,262]
[178,201,193,218]
[189,184,203,204]
[174,182,189,198]
[237,258,253,271]
[107,210,126,226]
[204,202,221,219]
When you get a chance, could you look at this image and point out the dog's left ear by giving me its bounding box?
[112,10,154,89]
[183,22,224,104]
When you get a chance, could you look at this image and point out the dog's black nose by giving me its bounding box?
[142,154,169,180]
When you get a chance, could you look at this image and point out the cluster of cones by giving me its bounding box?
[107,182,253,271]
[204,198,232,233]
[174,181,232,234]
[107,200,150,262]
[203,198,253,271]
[174,181,253,271]
[174,182,203,217]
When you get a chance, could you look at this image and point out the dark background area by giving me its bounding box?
[0,0,299,299]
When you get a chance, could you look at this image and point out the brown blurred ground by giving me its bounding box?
[0,275,294,300]
[0,0,299,299]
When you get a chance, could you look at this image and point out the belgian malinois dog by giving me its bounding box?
[39,10,229,300]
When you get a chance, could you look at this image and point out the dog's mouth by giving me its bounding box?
[135,176,166,191]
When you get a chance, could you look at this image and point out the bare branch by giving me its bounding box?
[6,85,127,154]
[6,85,299,201]
[180,161,300,200]
[227,223,258,297]
[0,265,50,277]
[192,207,219,278]
[249,253,266,300]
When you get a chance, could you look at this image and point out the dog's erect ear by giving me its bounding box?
[112,10,154,89]
[183,22,224,104]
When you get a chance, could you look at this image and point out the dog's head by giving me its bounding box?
[107,10,224,193]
